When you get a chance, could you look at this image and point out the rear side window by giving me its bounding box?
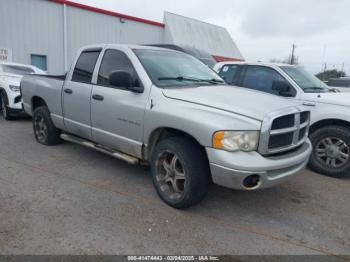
[219,65,239,84]
[72,51,100,84]
[97,49,137,88]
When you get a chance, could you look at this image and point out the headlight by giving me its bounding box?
[9,85,20,92]
[213,131,259,152]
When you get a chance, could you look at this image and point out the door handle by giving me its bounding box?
[302,102,316,107]
[92,94,104,101]
[64,88,73,94]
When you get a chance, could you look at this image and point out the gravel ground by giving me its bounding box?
[0,118,349,257]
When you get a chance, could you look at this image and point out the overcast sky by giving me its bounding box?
[73,0,350,74]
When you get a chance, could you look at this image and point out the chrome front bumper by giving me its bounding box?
[206,140,312,190]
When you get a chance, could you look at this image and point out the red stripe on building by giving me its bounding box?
[50,0,165,28]
[212,55,244,62]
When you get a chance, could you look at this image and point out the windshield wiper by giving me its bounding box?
[303,87,328,92]
[158,76,224,85]
[328,87,340,93]
[207,78,225,84]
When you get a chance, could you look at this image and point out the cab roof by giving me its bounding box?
[215,61,296,68]
[80,44,184,54]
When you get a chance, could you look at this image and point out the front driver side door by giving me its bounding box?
[90,49,148,158]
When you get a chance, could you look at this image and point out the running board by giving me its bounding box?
[60,133,139,165]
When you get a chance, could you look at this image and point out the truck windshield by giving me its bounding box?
[280,66,330,93]
[133,49,224,88]
[2,65,35,76]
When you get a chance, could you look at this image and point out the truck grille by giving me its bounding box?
[259,108,310,155]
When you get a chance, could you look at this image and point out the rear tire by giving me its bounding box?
[0,92,13,121]
[309,125,350,178]
[150,136,210,209]
[33,106,62,145]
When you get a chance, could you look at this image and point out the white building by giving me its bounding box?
[0,0,244,74]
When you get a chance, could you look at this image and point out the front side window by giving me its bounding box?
[2,65,34,76]
[98,49,137,88]
[72,51,100,84]
[242,66,291,95]
[133,49,224,88]
[219,64,239,84]
[280,66,330,93]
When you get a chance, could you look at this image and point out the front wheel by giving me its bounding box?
[33,106,62,145]
[150,137,210,209]
[309,125,350,178]
[0,92,13,120]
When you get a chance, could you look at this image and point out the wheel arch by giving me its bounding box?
[144,127,206,161]
[0,87,7,97]
[31,96,48,113]
[310,119,350,134]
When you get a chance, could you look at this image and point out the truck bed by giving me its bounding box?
[21,74,65,118]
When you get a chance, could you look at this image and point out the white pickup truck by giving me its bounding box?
[20,45,312,208]
[214,61,350,178]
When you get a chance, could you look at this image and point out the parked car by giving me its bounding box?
[327,77,350,92]
[145,44,217,68]
[214,61,350,178]
[21,45,312,208]
[0,62,45,120]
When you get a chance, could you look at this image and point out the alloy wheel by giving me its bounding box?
[34,115,48,143]
[316,137,350,168]
[155,151,186,200]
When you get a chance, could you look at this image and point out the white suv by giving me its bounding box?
[0,62,45,120]
[214,61,350,178]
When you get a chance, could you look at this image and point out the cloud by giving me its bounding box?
[70,0,350,74]
[238,0,350,37]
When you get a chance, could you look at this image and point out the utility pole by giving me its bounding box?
[290,43,296,65]
[322,63,327,81]
[321,45,327,72]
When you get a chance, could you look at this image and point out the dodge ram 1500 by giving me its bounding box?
[21,45,312,208]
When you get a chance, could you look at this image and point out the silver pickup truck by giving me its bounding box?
[21,44,312,208]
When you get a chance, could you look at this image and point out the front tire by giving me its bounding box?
[0,92,13,120]
[309,125,350,178]
[33,106,62,145]
[150,137,210,209]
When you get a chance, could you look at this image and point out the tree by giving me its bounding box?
[269,55,299,65]
[316,69,346,81]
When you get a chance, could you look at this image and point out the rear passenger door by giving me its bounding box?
[63,49,101,140]
[90,49,148,158]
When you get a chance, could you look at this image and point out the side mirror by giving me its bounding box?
[272,80,292,96]
[109,71,144,93]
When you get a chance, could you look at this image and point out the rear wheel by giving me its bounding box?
[151,137,210,209]
[33,106,62,145]
[0,92,13,120]
[309,125,350,178]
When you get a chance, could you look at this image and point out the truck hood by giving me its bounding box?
[303,92,350,107]
[162,85,301,121]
